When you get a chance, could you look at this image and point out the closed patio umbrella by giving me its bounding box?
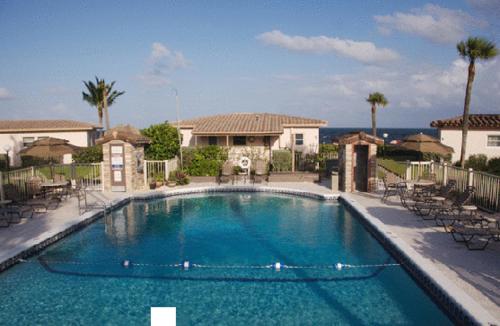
[398,133,454,155]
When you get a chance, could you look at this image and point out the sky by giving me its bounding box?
[0,0,499,128]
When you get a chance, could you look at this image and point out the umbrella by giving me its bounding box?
[19,137,82,160]
[398,133,454,155]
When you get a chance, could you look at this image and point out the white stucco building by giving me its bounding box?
[178,113,327,161]
[430,114,500,162]
[0,120,101,167]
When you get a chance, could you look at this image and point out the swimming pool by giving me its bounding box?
[0,193,451,325]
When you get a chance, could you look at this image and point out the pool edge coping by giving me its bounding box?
[0,186,495,325]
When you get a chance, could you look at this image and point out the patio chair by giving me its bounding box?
[4,184,56,213]
[3,185,35,218]
[252,160,268,184]
[26,176,45,199]
[0,211,10,227]
[381,173,399,202]
[449,221,500,250]
[397,182,429,212]
[219,162,234,185]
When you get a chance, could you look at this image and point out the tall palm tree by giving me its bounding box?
[366,92,388,137]
[82,77,125,130]
[457,37,498,167]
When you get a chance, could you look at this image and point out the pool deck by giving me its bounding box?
[0,181,498,324]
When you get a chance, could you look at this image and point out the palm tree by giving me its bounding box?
[366,92,388,137]
[457,37,498,167]
[82,77,125,130]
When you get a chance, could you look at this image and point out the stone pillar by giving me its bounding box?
[367,143,378,192]
[102,140,146,192]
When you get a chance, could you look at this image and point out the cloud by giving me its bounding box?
[467,0,500,11]
[140,42,190,86]
[0,88,13,100]
[374,4,487,44]
[285,57,500,126]
[256,30,399,64]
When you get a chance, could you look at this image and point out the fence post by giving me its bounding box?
[443,162,448,185]
[467,168,474,187]
[31,166,35,177]
[0,171,4,202]
[71,162,76,180]
[143,160,148,188]
[164,160,169,181]
[430,160,434,174]
[405,160,411,180]
[100,161,105,191]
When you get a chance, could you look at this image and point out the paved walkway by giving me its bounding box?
[346,192,500,322]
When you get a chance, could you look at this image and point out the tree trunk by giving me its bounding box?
[459,61,475,168]
[103,88,110,130]
[98,107,103,127]
[371,104,377,137]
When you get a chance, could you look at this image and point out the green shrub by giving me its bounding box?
[487,157,500,176]
[73,145,103,163]
[21,155,58,167]
[319,144,338,155]
[182,146,228,176]
[169,170,190,185]
[142,123,180,160]
[271,150,292,172]
[464,154,488,171]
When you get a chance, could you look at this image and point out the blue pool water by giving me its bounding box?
[0,193,451,325]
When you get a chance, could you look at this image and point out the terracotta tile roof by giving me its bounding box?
[179,113,327,135]
[0,120,99,132]
[430,114,500,129]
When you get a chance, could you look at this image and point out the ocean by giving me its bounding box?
[319,128,438,144]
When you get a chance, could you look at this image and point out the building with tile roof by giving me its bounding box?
[178,113,327,161]
[0,119,101,166]
[430,114,500,162]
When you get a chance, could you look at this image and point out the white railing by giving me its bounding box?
[1,167,36,200]
[34,163,102,190]
[404,161,500,212]
[143,158,178,185]
[0,163,103,200]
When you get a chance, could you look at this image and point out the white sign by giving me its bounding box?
[111,156,124,165]
[113,171,122,182]
[151,307,176,326]
[111,146,123,154]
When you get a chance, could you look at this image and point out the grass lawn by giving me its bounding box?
[36,165,100,180]
[378,158,407,178]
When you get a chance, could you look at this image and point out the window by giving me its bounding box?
[295,133,304,146]
[263,136,271,146]
[22,137,35,147]
[233,136,246,146]
[208,136,218,145]
[37,136,48,140]
[487,135,500,147]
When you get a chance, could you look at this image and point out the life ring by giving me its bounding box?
[238,156,251,170]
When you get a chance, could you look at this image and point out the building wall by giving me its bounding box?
[0,130,97,166]
[439,128,500,162]
[279,127,320,154]
[181,127,320,154]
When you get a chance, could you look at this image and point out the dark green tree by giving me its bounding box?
[142,122,180,160]
[366,92,388,137]
[82,77,125,129]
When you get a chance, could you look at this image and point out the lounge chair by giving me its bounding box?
[252,160,268,184]
[449,221,500,250]
[219,162,234,185]
[413,184,472,219]
[381,174,399,202]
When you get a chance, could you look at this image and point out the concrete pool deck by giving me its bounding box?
[0,181,498,324]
